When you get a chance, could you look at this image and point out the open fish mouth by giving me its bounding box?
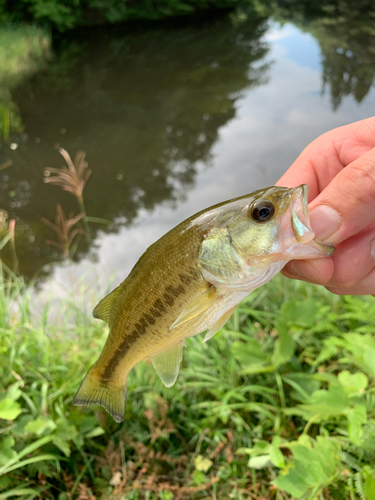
[287,184,334,257]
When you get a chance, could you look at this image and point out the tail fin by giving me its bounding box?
[73,366,127,423]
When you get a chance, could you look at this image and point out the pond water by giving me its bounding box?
[1,6,375,302]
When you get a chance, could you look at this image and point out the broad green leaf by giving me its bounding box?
[279,299,320,328]
[290,445,328,484]
[248,455,272,469]
[0,437,17,466]
[273,437,341,498]
[249,440,270,456]
[235,447,253,455]
[6,382,22,402]
[272,326,294,366]
[25,417,57,436]
[55,418,78,442]
[0,398,21,420]
[274,463,309,498]
[338,370,368,396]
[286,385,349,420]
[347,405,367,446]
[52,436,70,457]
[12,415,34,438]
[231,339,266,366]
[269,438,285,468]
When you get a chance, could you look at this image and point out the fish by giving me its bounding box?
[73,185,334,422]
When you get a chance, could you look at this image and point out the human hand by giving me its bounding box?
[276,116,375,295]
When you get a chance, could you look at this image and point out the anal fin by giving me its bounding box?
[169,286,218,330]
[151,341,184,387]
[203,307,236,343]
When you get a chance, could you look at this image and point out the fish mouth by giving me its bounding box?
[288,184,334,257]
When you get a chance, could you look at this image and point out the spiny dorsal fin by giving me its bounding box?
[151,341,185,387]
[93,286,120,324]
[169,286,218,330]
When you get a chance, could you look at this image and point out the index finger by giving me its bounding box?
[276,116,375,200]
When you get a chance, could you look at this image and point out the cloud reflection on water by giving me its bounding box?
[46,20,375,304]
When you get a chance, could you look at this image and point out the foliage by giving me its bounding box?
[1,273,375,498]
[0,12,269,282]
[2,0,240,32]
[0,25,50,140]
[255,0,375,109]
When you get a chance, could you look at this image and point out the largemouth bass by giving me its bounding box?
[74,185,334,422]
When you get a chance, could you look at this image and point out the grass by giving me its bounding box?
[1,271,375,499]
[0,25,50,88]
[0,25,50,140]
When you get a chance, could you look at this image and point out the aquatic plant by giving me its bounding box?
[44,148,91,210]
[44,148,91,237]
[41,203,85,257]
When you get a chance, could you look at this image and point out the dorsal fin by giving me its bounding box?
[93,286,120,324]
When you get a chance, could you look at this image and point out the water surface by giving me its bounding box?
[0,6,374,300]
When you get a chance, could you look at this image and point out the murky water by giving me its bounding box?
[1,6,375,298]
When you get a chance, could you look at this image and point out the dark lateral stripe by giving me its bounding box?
[100,280,187,380]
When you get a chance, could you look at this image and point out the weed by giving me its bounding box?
[44,149,91,209]
[41,203,85,258]
[0,274,375,499]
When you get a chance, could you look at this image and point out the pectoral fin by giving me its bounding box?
[93,286,120,324]
[169,286,218,330]
[203,306,236,343]
[151,341,185,387]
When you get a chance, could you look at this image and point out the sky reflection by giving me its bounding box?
[43,20,375,308]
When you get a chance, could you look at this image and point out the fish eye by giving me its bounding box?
[250,200,275,222]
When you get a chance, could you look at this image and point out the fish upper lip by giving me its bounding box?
[291,184,313,232]
[290,184,335,256]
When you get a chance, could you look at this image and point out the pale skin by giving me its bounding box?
[276,116,375,296]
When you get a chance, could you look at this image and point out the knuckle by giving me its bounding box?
[331,268,357,289]
[345,163,375,205]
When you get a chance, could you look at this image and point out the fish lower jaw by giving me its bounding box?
[283,240,334,259]
[201,260,287,293]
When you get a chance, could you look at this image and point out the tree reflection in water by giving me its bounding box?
[0,13,270,281]
[1,0,375,281]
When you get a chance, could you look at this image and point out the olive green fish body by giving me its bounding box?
[74,186,334,422]
[94,221,210,381]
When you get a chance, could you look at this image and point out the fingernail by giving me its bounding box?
[309,205,342,242]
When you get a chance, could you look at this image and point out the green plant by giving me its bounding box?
[0,25,50,141]
[1,274,375,499]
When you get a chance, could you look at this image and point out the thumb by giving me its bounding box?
[308,146,375,244]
